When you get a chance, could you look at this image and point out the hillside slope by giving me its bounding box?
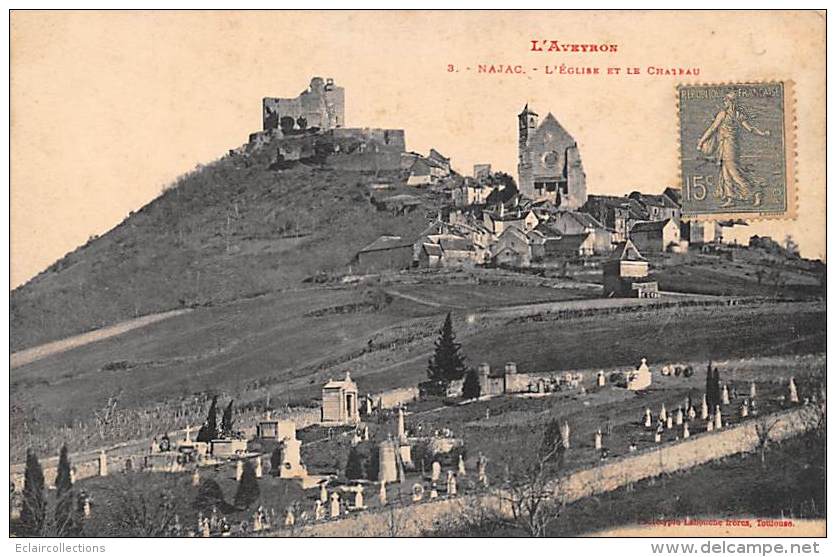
[11,138,435,351]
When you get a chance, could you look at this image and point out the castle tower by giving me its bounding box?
[517,104,538,195]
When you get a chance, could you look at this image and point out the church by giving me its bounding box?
[517,105,587,209]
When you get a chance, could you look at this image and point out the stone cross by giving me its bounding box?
[329,492,340,518]
[722,385,730,405]
[379,480,387,506]
[644,408,652,428]
[255,456,263,478]
[457,454,466,476]
[675,407,683,426]
[235,460,244,482]
[789,377,799,403]
[594,429,602,450]
[683,422,690,439]
[98,450,108,477]
[714,406,723,429]
[701,395,709,420]
[431,461,441,482]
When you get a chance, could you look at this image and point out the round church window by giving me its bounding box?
[543,151,559,167]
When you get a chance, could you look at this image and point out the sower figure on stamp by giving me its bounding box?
[697,91,770,207]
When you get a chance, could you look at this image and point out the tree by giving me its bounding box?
[93,475,180,536]
[54,445,80,537]
[705,362,721,410]
[197,396,219,442]
[462,368,481,400]
[19,449,46,536]
[344,446,367,480]
[233,461,260,509]
[221,400,234,437]
[270,446,283,476]
[194,478,229,513]
[784,235,800,257]
[427,313,467,383]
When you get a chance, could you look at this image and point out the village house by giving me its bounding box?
[580,195,648,243]
[491,227,533,267]
[483,205,539,236]
[417,233,479,267]
[548,211,614,254]
[403,149,453,186]
[629,218,680,254]
[354,235,415,272]
[453,179,496,207]
[602,239,659,298]
[629,191,682,225]
[681,220,724,246]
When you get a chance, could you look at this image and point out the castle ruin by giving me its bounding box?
[263,77,345,133]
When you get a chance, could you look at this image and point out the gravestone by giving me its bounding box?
[447,471,457,496]
[457,454,466,476]
[255,456,263,478]
[597,371,606,387]
[320,482,328,503]
[412,483,424,502]
[431,461,441,482]
[659,404,667,423]
[379,480,387,505]
[594,430,602,450]
[314,500,325,520]
[750,382,757,399]
[329,492,340,518]
[98,450,108,477]
[235,459,244,481]
[722,384,730,405]
[354,485,365,509]
[789,377,799,403]
[666,416,673,429]
[284,509,295,526]
[675,407,684,426]
[701,395,709,420]
[644,408,652,428]
[714,406,723,429]
[683,422,690,439]
[560,422,571,450]
[192,468,200,487]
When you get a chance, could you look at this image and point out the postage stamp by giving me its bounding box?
[678,81,796,220]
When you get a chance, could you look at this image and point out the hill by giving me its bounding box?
[10,136,441,351]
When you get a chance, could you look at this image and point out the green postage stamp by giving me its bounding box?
[678,81,796,220]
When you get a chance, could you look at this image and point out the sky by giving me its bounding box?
[10,11,826,288]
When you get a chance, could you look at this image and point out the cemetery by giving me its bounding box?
[16,348,823,537]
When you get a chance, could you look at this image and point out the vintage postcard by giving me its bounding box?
[7,9,826,544]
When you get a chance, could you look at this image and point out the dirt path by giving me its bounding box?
[10,308,193,369]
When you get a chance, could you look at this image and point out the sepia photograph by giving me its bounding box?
[6,8,827,544]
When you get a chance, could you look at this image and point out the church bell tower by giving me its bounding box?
[518,104,538,197]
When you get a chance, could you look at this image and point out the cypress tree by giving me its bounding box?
[427,313,467,383]
[54,445,79,537]
[221,400,234,437]
[344,446,367,480]
[462,368,481,400]
[194,479,227,512]
[233,461,260,509]
[197,395,219,442]
[19,449,46,537]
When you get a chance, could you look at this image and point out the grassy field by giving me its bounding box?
[10,276,825,461]
[426,428,825,537]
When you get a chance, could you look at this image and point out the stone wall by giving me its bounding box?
[273,404,821,537]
